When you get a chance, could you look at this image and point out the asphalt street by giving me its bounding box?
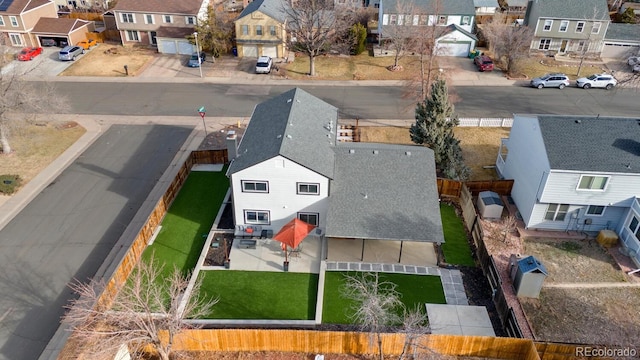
[0,124,193,360]
[47,82,640,119]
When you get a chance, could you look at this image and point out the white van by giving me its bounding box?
[255,56,273,74]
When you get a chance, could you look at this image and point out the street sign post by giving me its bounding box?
[198,106,207,136]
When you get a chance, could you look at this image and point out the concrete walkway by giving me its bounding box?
[326,262,468,305]
[544,282,640,288]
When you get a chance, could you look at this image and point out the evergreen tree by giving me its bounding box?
[189,4,234,57]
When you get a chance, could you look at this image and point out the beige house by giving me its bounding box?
[0,0,58,47]
[234,0,287,58]
[113,0,209,54]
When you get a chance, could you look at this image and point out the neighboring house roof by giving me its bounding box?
[327,143,444,242]
[474,0,499,8]
[237,0,287,23]
[113,0,203,14]
[0,0,51,14]
[518,255,548,275]
[32,17,90,34]
[526,0,609,22]
[440,23,478,40]
[536,115,640,174]
[604,23,640,42]
[228,88,337,178]
[382,0,475,16]
[156,26,194,38]
[506,0,527,7]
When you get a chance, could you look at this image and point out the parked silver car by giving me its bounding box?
[576,73,617,89]
[58,45,84,61]
[530,73,570,89]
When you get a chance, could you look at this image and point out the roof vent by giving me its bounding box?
[575,120,581,124]
[405,151,411,156]
[373,150,379,155]
[277,134,282,138]
[287,99,292,103]
[286,134,292,139]
[349,149,355,154]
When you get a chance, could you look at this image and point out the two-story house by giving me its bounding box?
[0,0,56,47]
[227,88,444,264]
[234,0,287,58]
[113,0,209,54]
[496,115,640,266]
[378,0,477,57]
[524,0,609,56]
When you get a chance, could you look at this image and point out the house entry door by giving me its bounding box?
[560,39,568,53]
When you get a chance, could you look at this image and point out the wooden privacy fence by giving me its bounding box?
[169,330,540,359]
[437,178,514,198]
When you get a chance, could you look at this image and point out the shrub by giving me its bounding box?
[0,175,22,195]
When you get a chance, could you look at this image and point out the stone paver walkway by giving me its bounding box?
[326,262,468,305]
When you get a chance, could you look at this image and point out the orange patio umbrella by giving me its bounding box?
[273,218,316,263]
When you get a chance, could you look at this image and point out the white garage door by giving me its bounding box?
[602,42,640,59]
[436,42,471,57]
[243,45,258,57]
[178,40,195,55]
[263,46,277,58]
[160,40,177,54]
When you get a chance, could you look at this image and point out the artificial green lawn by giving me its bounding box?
[199,271,319,319]
[142,170,229,275]
[440,203,475,267]
[322,272,446,324]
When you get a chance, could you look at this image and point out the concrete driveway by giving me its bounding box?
[1,47,77,77]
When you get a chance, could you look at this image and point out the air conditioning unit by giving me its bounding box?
[584,218,593,225]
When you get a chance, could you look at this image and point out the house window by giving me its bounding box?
[9,16,18,27]
[397,14,404,25]
[242,180,268,193]
[461,16,470,25]
[544,203,569,221]
[538,38,551,50]
[244,210,270,224]
[256,25,263,35]
[577,175,608,190]
[126,30,139,41]
[591,22,601,34]
[185,16,196,25]
[586,205,606,216]
[163,15,173,23]
[270,25,276,36]
[298,212,319,226]
[121,13,134,23]
[575,21,585,33]
[629,216,640,241]
[405,14,412,26]
[0,16,4,26]
[412,15,419,26]
[297,182,319,195]
[420,15,428,25]
[144,14,154,24]
[543,19,553,31]
[559,20,569,32]
[9,33,22,46]
[390,14,397,25]
[437,15,447,25]
[242,25,249,35]
[576,40,586,52]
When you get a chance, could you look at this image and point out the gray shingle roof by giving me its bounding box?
[605,23,640,42]
[227,88,337,178]
[537,115,640,174]
[113,0,203,14]
[441,23,478,40]
[474,0,499,8]
[526,0,609,22]
[382,0,475,16]
[326,143,444,243]
[237,0,287,22]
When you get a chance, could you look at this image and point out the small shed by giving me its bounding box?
[477,191,504,219]
[511,255,547,298]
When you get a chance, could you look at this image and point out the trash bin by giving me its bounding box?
[468,49,480,59]
[232,47,237,56]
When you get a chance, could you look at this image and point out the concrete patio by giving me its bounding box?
[426,304,496,336]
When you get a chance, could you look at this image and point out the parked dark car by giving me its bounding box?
[474,55,494,72]
[41,38,57,47]
[187,52,206,67]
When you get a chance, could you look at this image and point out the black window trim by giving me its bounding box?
[241,180,269,193]
[297,182,320,195]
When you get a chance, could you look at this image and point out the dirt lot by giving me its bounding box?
[359,126,509,181]
[60,43,156,77]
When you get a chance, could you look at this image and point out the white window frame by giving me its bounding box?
[577,175,609,191]
[538,38,551,50]
[9,15,18,27]
[241,25,249,35]
[543,19,553,31]
[163,15,173,24]
[437,15,447,25]
[297,182,319,195]
[629,216,640,241]
[244,210,270,224]
[576,40,586,52]
[269,25,276,36]
[586,205,606,216]
[121,13,134,23]
[298,212,319,226]
[241,180,269,193]
[125,30,139,41]
[389,14,397,25]
[185,16,196,25]
[559,20,569,32]
[0,16,4,26]
[544,203,570,221]
[575,21,585,33]
[9,33,22,46]
[461,16,470,25]
[591,22,601,34]
[397,14,404,25]
[144,14,154,24]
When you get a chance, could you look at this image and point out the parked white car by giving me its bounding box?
[255,56,273,74]
[575,74,617,90]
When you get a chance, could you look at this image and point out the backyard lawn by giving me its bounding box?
[198,271,319,320]
[322,272,446,324]
[142,170,229,275]
[440,203,475,266]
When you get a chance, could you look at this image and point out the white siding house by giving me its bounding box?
[497,115,640,239]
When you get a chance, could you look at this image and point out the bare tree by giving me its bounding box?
[0,37,67,154]
[63,256,218,360]
[482,14,533,76]
[379,3,421,71]
[341,272,403,360]
[284,0,354,76]
[398,306,430,360]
